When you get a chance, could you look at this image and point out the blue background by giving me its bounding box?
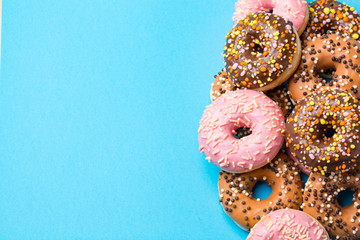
[1,0,359,239]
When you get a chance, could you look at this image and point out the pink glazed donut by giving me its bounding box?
[233,0,309,35]
[198,89,285,173]
[247,209,330,240]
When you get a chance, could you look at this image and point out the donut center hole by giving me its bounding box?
[317,124,337,140]
[252,180,272,200]
[323,125,336,139]
[337,188,355,207]
[317,68,335,83]
[269,9,274,14]
[253,43,264,54]
[233,127,252,139]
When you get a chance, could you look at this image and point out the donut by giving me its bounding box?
[236,84,292,137]
[301,0,360,43]
[303,167,360,239]
[198,89,285,173]
[247,209,330,240]
[285,88,360,175]
[211,72,293,116]
[234,126,253,140]
[265,83,293,118]
[218,151,303,230]
[288,34,360,102]
[211,71,293,115]
[210,69,234,101]
[233,0,309,34]
[224,12,301,92]
[287,147,312,175]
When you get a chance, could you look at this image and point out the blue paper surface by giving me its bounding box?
[1,0,360,239]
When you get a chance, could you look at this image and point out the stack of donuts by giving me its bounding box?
[198,0,360,239]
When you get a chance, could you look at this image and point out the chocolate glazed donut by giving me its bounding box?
[223,12,301,92]
[288,34,360,102]
[218,151,302,230]
[286,88,360,174]
[301,0,360,42]
[303,166,360,239]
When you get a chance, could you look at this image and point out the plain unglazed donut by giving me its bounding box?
[198,89,285,173]
[288,34,360,102]
[303,166,360,239]
[233,0,309,35]
[218,151,303,230]
[224,12,301,92]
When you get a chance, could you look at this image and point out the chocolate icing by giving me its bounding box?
[302,0,360,42]
[286,88,360,174]
[223,12,298,89]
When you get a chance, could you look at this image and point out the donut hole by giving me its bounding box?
[337,188,355,207]
[323,125,336,139]
[269,9,274,14]
[252,180,272,200]
[253,43,264,54]
[317,124,337,140]
[317,68,335,84]
[233,127,252,139]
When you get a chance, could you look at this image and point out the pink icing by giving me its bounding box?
[198,89,284,172]
[247,209,330,240]
[233,0,308,31]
